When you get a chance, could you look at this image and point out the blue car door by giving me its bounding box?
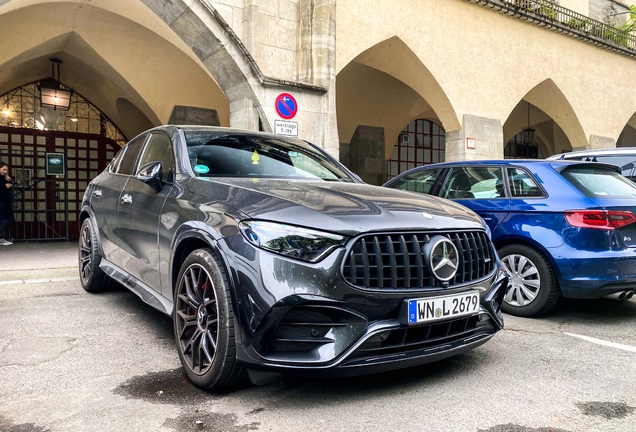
[439,166,510,233]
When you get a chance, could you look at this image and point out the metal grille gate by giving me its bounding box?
[0,127,118,241]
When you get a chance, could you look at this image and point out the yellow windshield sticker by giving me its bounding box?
[251,150,260,164]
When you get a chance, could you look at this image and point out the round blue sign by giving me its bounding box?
[275,93,298,120]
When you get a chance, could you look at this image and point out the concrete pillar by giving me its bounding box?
[230,97,260,131]
[445,114,503,162]
[588,135,616,150]
[348,126,386,186]
[168,105,220,126]
[339,141,350,168]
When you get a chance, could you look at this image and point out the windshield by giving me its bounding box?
[184,131,353,181]
[561,166,636,198]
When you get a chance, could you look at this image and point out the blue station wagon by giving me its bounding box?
[384,160,636,317]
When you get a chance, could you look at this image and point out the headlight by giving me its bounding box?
[239,220,348,262]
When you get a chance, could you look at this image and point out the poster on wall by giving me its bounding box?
[46,152,65,176]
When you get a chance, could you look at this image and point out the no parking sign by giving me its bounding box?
[274,93,299,137]
[275,93,298,120]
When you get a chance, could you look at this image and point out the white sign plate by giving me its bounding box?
[275,120,298,137]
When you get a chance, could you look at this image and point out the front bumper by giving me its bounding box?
[227,239,508,376]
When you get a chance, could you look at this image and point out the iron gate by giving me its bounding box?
[0,127,118,241]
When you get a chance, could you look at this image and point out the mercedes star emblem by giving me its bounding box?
[427,237,459,281]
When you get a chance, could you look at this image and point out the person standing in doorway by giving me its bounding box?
[0,161,14,245]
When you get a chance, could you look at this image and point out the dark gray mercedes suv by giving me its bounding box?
[79,126,507,390]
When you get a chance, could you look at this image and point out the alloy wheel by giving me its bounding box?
[502,254,541,307]
[175,264,219,375]
[79,223,93,283]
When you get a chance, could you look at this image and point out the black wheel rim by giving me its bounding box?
[175,263,219,375]
[79,224,93,283]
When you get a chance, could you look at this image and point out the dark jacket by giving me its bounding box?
[0,176,13,205]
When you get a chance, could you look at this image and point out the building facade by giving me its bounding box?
[1,0,635,238]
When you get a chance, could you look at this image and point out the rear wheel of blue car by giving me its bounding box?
[499,244,560,317]
[173,248,247,390]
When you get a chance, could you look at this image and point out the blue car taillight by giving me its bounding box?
[564,210,636,230]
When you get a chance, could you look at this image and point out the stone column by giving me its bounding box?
[230,97,260,131]
[169,106,220,126]
[297,0,338,157]
[445,114,503,162]
[588,135,616,150]
[348,126,386,185]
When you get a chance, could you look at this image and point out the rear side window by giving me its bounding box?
[507,168,544,197]
[390,168,443,194]
[561,167,636,198]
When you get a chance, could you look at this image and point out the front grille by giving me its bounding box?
[342,231,494,290]
[345,314,495,363]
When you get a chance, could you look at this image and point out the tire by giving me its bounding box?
[173,248,247,390]
[498,243,561,317]
[78,218,111,293]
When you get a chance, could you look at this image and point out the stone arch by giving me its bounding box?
[617,113,636,147]
[336,35,460,151]
[503,79,586,156]
[0,0,272,135]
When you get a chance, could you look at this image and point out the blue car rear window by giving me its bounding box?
[561,166,636,198]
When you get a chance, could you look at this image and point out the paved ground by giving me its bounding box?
[0,243,635,432]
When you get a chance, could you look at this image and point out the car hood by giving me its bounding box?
[188,178,484,235]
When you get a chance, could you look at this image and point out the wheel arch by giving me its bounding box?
[79,205,105,257]
[170,223,238,303]
[493,236,564,289]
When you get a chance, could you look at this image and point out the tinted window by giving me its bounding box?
[565,155,636,181]
[507,168,544,197]
[109,146,127,173]
[117,136,146,175]
[390,168,443,194]
[137,133,174,183]
[440,166,505,199]
[561,167,636,198]
[184,131,353,181]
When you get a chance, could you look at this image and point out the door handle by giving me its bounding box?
[93,189,102,198]
[121,194,132,204]
[482,217,493,221]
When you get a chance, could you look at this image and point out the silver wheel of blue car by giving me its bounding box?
[502,253,540,307]
[498,243,560,317]
[174,248,247,389]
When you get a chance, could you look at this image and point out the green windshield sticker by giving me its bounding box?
[289,151,298,157]
[194,165,210,174]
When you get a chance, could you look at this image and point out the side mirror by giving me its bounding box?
[137,161,163,193]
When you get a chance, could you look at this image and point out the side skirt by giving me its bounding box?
[100,259,174,316]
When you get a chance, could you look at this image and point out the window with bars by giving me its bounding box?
[504,132,543,159]
[388,119,445,180]
[0,83,127,147]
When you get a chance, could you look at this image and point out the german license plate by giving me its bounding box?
[407,291,480,324]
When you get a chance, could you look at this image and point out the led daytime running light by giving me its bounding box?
[240,221,347,262]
